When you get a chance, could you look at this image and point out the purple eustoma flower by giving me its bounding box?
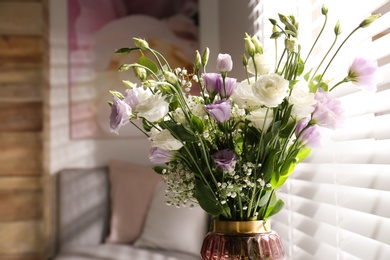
[347,57,379,92]
[203,73,223,95]
[109,96,132,134]
[149,147,174,164]
[295,118,323,148]
[312,89,344,130]
[205,99,232,123]
[220,77,238,98]
[216,53,233,72]
[212,149,237,172]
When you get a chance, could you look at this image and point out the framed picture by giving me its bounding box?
[68,0,199,139]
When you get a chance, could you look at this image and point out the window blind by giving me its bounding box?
[252,0,390,259]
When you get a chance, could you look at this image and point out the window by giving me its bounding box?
[252,0,390,259]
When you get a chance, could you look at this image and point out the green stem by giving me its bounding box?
[304,14,328,64]
[311,33,339,82]
[321,26,360,80]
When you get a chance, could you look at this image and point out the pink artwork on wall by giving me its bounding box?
[68,0,199,139]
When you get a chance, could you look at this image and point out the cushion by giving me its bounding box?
[105,160,162,244]
[54,244,200,260]
[134,181,209,256]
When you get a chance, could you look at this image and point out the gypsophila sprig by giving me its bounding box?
[109,7,381,221]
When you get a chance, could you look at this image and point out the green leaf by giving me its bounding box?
[295,147,312,163]
[309,74,328,92]
[258,190,272,207]
[303,69,312,81]
[280,121,296,138]
[262,150,279,183]
[109,90,124,99]
[265,199,285,219]
[153,166,167,174]
[115,47,132,54]
[191,116,204,134]
[142,119,152,132]
[296,57,305,76]
[164,122,197,142]
[138,55,158,75]
[194,180,225,216]
[280,105,293,130]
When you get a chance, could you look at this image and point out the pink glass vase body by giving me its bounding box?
[200,220,285,260]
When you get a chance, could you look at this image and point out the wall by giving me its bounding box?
[0,1,45,259]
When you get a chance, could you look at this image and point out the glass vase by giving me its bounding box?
[200,219,285,260]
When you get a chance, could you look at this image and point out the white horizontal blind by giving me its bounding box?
[253,0,390,259]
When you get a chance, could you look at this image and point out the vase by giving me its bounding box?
[200,219,285,260]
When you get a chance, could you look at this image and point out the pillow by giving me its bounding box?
[134,181,209,256]
[105,160,162,244]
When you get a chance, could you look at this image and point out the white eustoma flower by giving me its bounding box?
[124,85,152,111]
[252,74,289,107]
[289,80,316,119]
[247,53,273,75]
[231,78,259,110]
[246,107,274,131]
[137,94,169,122]
[150,129,183,151]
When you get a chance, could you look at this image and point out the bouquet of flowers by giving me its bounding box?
[109,7,380,221]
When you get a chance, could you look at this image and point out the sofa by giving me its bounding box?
[54,160,209,260]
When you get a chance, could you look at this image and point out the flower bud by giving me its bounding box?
[334,20,341,35]
[359,13,381,28]
[194,50,202,71]
[133,66,147,81]
[163,71,179,85]
[242,54,248,67]
[285,38,298,53]
[216,53,233,72]
[251,36,263,54]
[202,47,210,67]
[132,37,149,50]
[321,4,328,15]
[244,34,256,56]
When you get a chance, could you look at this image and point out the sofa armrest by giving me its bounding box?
[57,167,109,251]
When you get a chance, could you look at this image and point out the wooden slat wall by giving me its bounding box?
[0,0,44,259]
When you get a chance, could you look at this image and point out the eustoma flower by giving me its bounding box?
[289,80,317,119]
[346,57,379,92]
[252,73,290,107]
[110,96,132,134]
[203,73,222,96]
[136,94,169,122]
[124,85,152,111]
[216,53,233,72]
[149,147,174,164]
[295,118,323,148]
[205,99,232,123]
[150,129,183,151]
[312,88,344,129]
[212,149,237,172]
[246,107,274,131]
[231,78,259,109]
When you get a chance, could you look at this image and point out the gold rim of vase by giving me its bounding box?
[213,219,271,234]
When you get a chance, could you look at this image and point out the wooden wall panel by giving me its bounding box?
[0,221,42,254]
[0,133,42,175]
[0,0,46,258]
[0,102,42,132]
[0,35,42,61]
[0,83,42,101]
[0,190,42,221]
[0,3,43,35]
